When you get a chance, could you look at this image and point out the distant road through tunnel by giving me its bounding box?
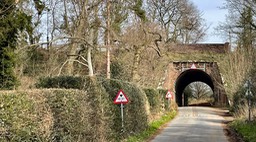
[175,69,214,106]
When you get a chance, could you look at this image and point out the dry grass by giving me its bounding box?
[17,76,37,89]
[219,49,255,102]
[188,97,214,106]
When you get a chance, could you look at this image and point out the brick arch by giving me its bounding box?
[175,69,214,106]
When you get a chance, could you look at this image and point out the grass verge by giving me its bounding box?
[123,111,177,142]
[230,120,256,142]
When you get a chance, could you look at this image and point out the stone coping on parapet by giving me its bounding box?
[172,60,217,63]
[167,42,230,53]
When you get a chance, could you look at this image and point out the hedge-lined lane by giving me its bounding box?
[0,76,176,142]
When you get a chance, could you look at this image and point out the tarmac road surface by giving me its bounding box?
[151,107,228,142]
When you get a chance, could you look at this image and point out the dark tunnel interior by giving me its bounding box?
[175,69,214,106]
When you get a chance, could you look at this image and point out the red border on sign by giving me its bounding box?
[165,90,173,99]
[113,89,129,104]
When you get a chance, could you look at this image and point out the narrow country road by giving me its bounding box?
[151,107,228,142]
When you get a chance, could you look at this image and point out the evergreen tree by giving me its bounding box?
[131,0,147,22]
[0,0,31,89]
[237,7,255,50]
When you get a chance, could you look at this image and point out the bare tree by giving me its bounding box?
[145,0,207,43]
[216,0,256,49]
[121,22,163,82]
[54,0,104,76]
[19,0,104,77]
[187,82,213,99]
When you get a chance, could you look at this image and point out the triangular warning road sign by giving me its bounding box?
[114,90,129,104]
[165,90,173,99]
[190,63,197,69]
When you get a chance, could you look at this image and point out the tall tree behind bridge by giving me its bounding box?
[217,0,256,105]
[145,0,207,43]
[217,0,256,50]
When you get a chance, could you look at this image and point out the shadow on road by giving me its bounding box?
[188,102,212,107]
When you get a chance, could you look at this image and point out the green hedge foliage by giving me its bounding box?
[143,88,162,114]
[0,88,110,142]
[0,92,42,141]
[0,76,173,141]
[36,76,86,89]
[100,79,150,140]
[158,89,176,111]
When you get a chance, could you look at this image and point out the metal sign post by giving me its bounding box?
[246,89,253,122]
[120,103,124,129]
[167,98,170,111]
[244,79,253,122]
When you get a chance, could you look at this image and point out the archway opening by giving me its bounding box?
[175,69,214,106]
[184,81,214,106]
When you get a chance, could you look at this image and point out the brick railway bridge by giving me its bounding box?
[159,43,229,107]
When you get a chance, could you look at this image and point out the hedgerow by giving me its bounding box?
[0,76,175,141]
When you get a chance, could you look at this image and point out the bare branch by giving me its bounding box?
[67,54,88,64]
[58,58,88,76]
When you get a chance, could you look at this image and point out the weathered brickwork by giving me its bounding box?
[162,43,229,106]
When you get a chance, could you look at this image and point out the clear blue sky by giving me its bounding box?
[190,0,228,43]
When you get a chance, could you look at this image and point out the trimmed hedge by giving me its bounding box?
[36,76,86,89]
[143,89,162,114]
[158,89,177,111]
[0,76,175,141]
[0,92,42,141]
[100,79,150,139]
[0,89,110,142]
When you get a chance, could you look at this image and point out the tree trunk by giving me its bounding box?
[106,0,111,79]
[131,46,142,82]
[87,46,94,76]
[67,43,77,75]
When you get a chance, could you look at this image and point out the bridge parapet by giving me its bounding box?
[173,61,216,72]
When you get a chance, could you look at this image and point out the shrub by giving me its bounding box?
[36,76,152,140]
[45,89,110,142]
[36,76,85,89]
[110,60,130,81]
[100,78,150,140]
[0,91,48,141]
[143,89,162,115]
[0,88,111,142]
[158,89,176,111]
